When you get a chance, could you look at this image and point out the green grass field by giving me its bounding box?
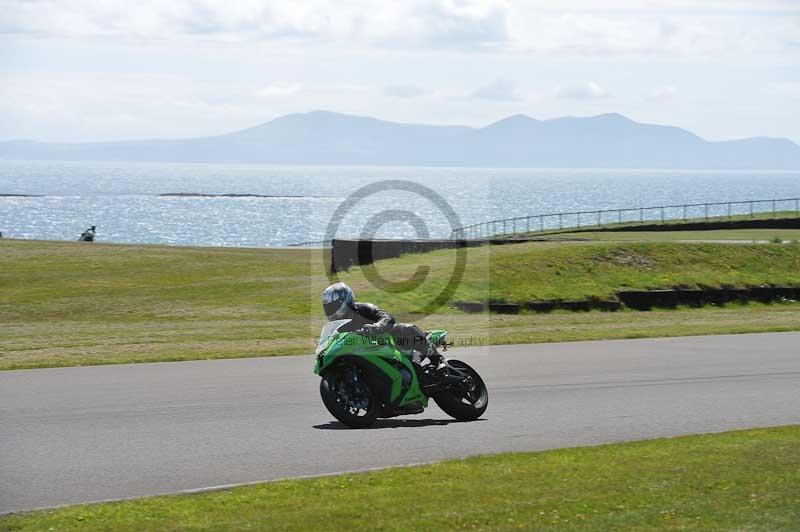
[362,239,800,304]
[2,425,798,531]
[2,238,800,369]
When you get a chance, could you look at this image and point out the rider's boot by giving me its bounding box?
[416,346,446,391]
[426,345,447,375]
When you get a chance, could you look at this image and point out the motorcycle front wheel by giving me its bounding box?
[433,359,488,421]
[320,367,379,428]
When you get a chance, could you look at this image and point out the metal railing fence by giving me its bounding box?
[287,240,332,247]
[450,197,800,239]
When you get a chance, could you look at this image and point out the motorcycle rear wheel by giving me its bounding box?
[433,359,488,421]
[320,368,379,428]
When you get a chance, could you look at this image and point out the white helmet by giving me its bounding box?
[322,282,355,320]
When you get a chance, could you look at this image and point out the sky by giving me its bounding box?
[1,0,799,143]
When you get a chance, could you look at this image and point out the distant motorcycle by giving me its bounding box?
[313,319,488,428]
[79,225,96,242]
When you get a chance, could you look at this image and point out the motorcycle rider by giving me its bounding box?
[321,282,443,371]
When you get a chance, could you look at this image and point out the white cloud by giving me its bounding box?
[2,1,799,143]
[383,85,431,99]
[556,81,610,100]
[765,81,800,98]
[256,82,302,98]
[471,78,523,101]
[406,0,509,47]
[0,0,511,49]
[0,72,272,140]
[505,3,800,57]
[0,71,378,141]
[648,86,677,100]
[5,1,795,56]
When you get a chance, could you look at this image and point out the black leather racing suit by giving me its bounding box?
[339,302,431,356]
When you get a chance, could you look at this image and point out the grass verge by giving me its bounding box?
[552,228,800,242]
[2,238,800,369]
[2,425,799,531]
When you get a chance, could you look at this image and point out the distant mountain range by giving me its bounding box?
[2,110,799,169]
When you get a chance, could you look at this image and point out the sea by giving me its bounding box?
[1,160,799,247]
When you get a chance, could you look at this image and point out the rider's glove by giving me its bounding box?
[356,324,379,336]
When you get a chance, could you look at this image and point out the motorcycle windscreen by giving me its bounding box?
[316,319,352,355]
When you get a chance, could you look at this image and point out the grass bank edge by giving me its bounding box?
[2,425,799,531]
[4,305,800,371]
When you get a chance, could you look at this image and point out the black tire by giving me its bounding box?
[433,359,488,421]
[320,368,379,428]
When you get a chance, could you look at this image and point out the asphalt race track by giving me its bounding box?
[2,332,799,514]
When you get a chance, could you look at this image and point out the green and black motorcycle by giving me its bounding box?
[313,319,488,428]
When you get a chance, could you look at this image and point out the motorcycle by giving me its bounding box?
[313,319,488,428]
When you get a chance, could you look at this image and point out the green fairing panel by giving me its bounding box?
[315,332,427,407]
[428,330,448,345]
